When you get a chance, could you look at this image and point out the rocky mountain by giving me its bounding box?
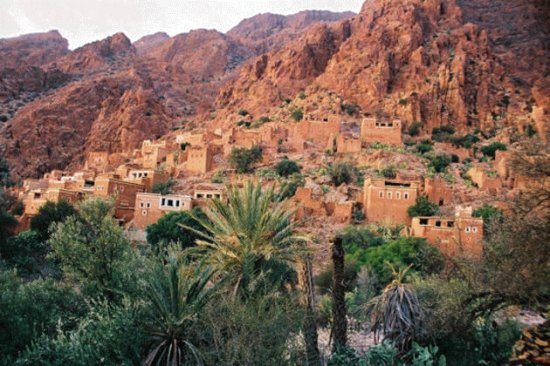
[0,10,351,179]
[218,0,549,137]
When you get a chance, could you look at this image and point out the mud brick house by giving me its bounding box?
[363,177,419,225]
[336,133,362,154]
[186,145,214,174]
[133,192,193,229]
[467,166,502,193]
[23,188,83,216]
[293,187,355,223]
[192,183,225,208]
[141,140,170,169]
[292,116,340,147]
[424,176,454,206]
[360,117,403,145]
[410,211,483,258]
[84,151,110,173]
[93,177,145,222]
[125,169,170,192]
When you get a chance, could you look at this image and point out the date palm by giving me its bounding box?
[183,181,308,297]
[145,254,218,366]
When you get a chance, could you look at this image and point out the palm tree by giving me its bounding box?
[145,254,218,366]
[367,265,424,353]
[331,235,347,352]
[183,181,307,297]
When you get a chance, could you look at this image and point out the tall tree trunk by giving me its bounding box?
[331,235,347,352]
[298,258,321,366]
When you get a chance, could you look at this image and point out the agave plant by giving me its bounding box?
[144,254,218,366]
[182,181,308,298]
[367,264,424,353]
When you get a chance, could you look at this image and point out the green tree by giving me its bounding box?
[481,142,506,159]
[328,161,355,186]
[184,182,306,297]
[0,271,85,363]
[0,158,12,187]
[291,108,304,122]
[48,198,136,298]
[146,208,207,253]
[429,154,452,173]
[2,230,47,275]
[30,200,78,241]
[368,266,424,353]
[152,178,176,195]
[0,195,17,248]
[472,204,504,232]
[407,196,439,218]
[275,158,301,177]
[229,146,263,173]
[144,255,218,366]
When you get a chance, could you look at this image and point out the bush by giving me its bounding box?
[399,98,409,106]
[0,115,7,122]
[416,143,433,154]
[238,109,249,116]
[291,108,304,122]
[274,173,305,202]
[472,204,504,232]
[408,122,423,136]
[377,165,397,179]
[314,261,359,295]
[480,142,507,159]
[275,159,301,177]
[328,161,355,186]
[30,200,78,241]
[2,230,48,275]
[341,102,359,116]
[429,154,452,173]
[146,208,207,252]
[229,146,263,173]
[298,91,306,99]
[407,196,439,217]
[362,237,445,290]
[451,134,479,148]
[151,178,176,195]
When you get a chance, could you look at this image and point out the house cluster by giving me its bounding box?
[12,113,530,259]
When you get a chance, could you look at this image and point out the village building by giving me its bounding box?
[140,140,170,169]
[125,169,170,192]
[191,183,225,208]
[23,188,83,216]
[292,116,340,148]
[84,151,110,173]
[93,177,145,222]
[186,145,214,174]
[293,187,354,223]
[410,210,483,258]
[363,177,419,225]
[360,117,403,145]
[133,192,193,229]
[467,166,502,193]
[335,133,362,154]
[424,176,454,206]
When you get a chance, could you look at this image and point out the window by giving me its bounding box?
[167,199,174,207]
[161,198,166,206]
[435,220,441,227]
[215,194,221,199]
[439,199,444,206]
[140,202,144,208]
[419,218,428,225]
[142,210,147,216]
[404,192,409,200]
[379,191,384,198]
[465,227,471,233]
[387,192,392,199]
[472,226,478,233]
[207,194,212,198]
[396,192,401,199]
[447,221,454,228]
[146,202,151,208]
[197,193,204,198]
[175,200,180,207]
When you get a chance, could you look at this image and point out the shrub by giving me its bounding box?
[30,200,78,241]
[407,196,439,217]
[275,159,301,177]
[0,115,7,122]
[146,208,207,252]
[229,146,263,173]
[274,173,305,201]
[451,134,479,148]
[341,102,359,116]
[328,161,355,186]
[399,98,409,106]
[152,178,176,195]
[416,141,433,154]
[525,124,537,137]
[238,109,249,116]
[472,204,504,233]
[291,108,304,122]
[377,165,397,179]
[480,142,506,159]
[429,154,452,173]
[298,91,306,100]
[408,122,423,136]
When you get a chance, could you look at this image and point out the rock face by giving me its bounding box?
[219,0,549,136]
[0,2,548,179]
[0,11,353,179]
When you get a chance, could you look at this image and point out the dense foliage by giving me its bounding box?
[229,145,263,173]
[407,196,439,218]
